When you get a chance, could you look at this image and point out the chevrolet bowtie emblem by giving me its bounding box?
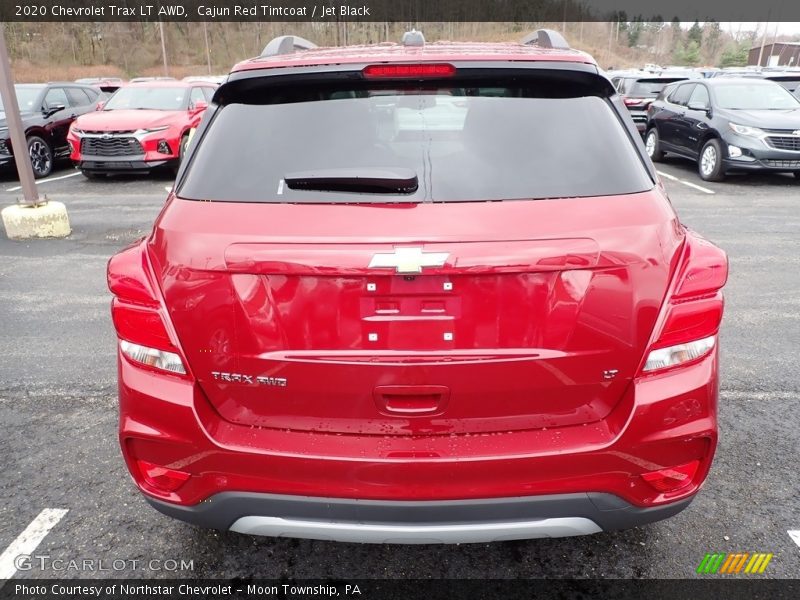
[368,247,449,274]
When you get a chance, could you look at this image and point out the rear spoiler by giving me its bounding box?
[213,63,617,106]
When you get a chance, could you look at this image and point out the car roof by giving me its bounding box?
[702,77,785,87]
[624,74,692,81]
[124,80,208,88]
[47,81,97,87]
[231,41,596,73]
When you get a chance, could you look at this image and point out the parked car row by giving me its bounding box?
[68,80,216,178]
[0,82,104,177]
[643,77,800,181]
[606,64,800,181]
[0,79,217,179]
[610,71,702,133]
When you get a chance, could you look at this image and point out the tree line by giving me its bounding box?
[1,21,792,80]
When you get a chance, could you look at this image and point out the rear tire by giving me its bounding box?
[644,128,664,162]
[698,139,725,182]
[27,136,53,178]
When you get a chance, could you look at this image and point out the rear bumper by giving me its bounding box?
[627,110,648,133]
[146,491,692,544]
[118,347,718,540]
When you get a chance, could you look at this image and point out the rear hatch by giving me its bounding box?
[150,66,683,436]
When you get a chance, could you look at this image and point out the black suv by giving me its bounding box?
[645,78,800,181]
[610,73,697,133]
[0,82,102,178]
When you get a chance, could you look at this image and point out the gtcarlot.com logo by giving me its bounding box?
[697,552,773,574]
[14,554,194,572]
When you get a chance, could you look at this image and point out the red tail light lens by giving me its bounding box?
[363,63,456,79]
[641,460,699,493]
[641,233,728,375]
[108,241,188,376]
[111,299,174,351]
[672,236,729,300]
[623,97,643,106]
[136,460,190,493]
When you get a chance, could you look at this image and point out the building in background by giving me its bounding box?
[749,42,800,67]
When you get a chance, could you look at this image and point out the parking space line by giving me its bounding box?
[789,530,800,548]
[657,170,715,195]
[0,508,68,580]
[5,172,82,192]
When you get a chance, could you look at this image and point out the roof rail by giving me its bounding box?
[402,29,425,47]
[520,29,570,50]
[260,35,317,58]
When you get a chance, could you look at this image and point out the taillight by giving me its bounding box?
[108,240,188,376]
[623,97,643,106]
[363,63,456,79]
[640,233,728,375]
[643,336,715,372]
[120,340,186,375]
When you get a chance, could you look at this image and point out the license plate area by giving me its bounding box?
[359,275,461,349]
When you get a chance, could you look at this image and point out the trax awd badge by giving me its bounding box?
[211,372,287,387]
[369,247,449,274]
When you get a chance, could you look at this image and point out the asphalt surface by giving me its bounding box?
[0,158,798,580]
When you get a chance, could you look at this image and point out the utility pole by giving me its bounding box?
[203,22,212,74]
[756,17,771,67]
[159,21,168,76]
[0,24,70,239]
[0,25,39,207]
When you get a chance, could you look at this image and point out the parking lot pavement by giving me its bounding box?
[0,162,798,580]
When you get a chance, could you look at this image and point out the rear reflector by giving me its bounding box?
[363,63,456,78]
[641,460,699,493]
[136,459,190,493]
[120,340,186,375]
[643,336,715,372]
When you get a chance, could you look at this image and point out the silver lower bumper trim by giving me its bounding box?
[229,516,602,544]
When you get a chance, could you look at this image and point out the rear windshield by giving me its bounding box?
[179,83,653,203]
[629,78,686,96]
[768,78,800,93]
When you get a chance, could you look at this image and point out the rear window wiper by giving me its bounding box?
[284,168,418,194]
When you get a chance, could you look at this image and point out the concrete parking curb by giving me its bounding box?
[2,201,71,240]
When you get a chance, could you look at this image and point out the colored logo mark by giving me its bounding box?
[696,552,773,574]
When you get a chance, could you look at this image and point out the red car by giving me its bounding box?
[108,31,728,543]
[68,81,215,178]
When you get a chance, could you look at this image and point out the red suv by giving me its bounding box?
[108,31,728,543]
[68,81,215,178]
